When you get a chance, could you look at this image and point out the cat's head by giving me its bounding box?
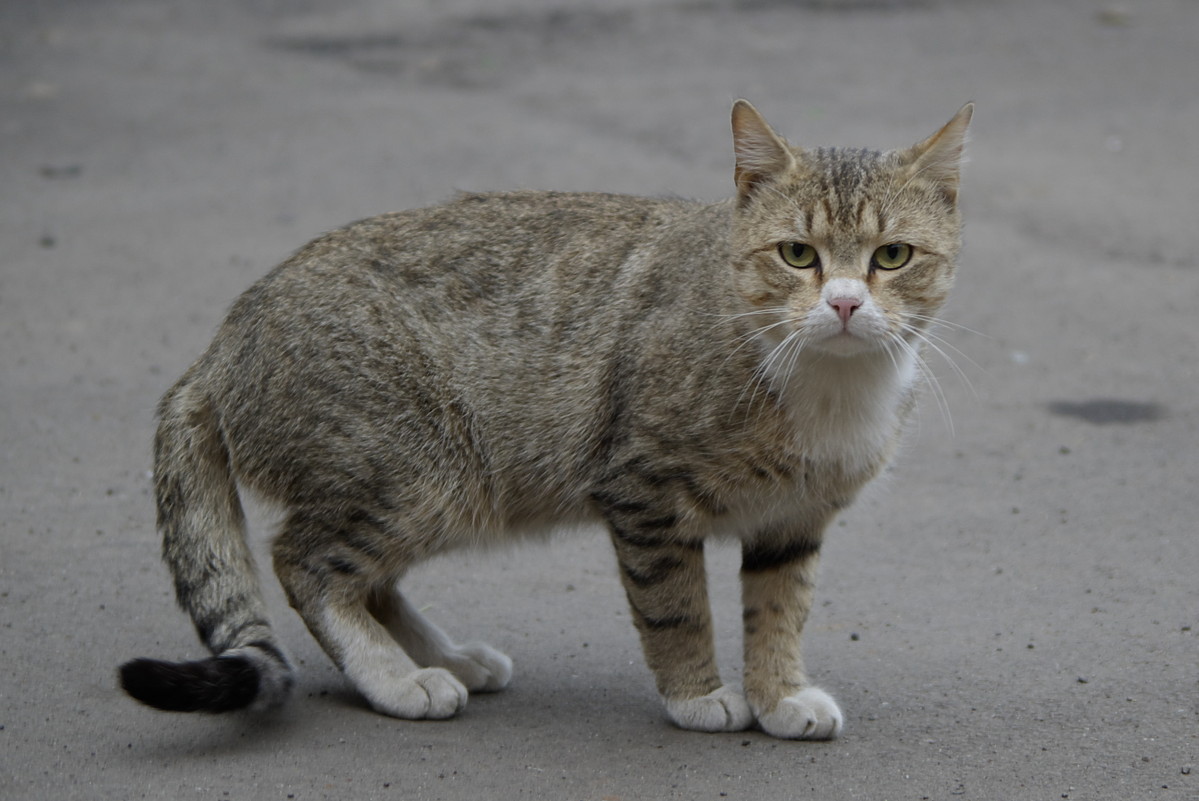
[728,100,972,360]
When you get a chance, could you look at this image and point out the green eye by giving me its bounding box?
[873,243,912,270]
[779,242,819,269]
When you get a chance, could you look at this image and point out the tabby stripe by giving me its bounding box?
[245,638,290,668]
[221,618,272,647]
[638,514,678,530]
[820,196,836,236]
[612,526,667,550]
[192,595,258,646]
[171,573,204,609]
[750,458,795,482]
[681,476,725,516]
[638,470,725,516]
[625,590,688,632]
[600,459,727,517]
[346,508,388,528]
[621,555,684,588]
[853,195,870,228]
[612,526,703,552]
[741,539,821,572]
[332,527,388,562]
[287,508,390,563]
[327,556,360,575]
[594,359,634,458]
[634,609,698,631]
[591,491,652,515]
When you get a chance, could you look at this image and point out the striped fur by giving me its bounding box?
[119,101,970,738]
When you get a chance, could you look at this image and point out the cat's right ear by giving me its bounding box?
[900,102,974,205]
[731,100,796,201]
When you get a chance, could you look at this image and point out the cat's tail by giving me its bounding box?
[119,375,293,713]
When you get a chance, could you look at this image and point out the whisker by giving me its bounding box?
[700,306,792,324]
[777,331,810,394]
[900,323,980,400]
[712,305,793,319]
[914,327,985,379]
[703,306,792,349]
[888,332,954,436]
[717,315,797,376]
[904,312,990,340]
[734,327,805,422]
[747,331,795,403]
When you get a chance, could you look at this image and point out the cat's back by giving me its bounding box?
[214,189,724,370]
[271,190,701,294]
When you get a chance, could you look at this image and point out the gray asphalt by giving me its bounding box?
[2,0,1197,799]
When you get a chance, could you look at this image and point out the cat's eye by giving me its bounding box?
[872,243,912,271]
[779,242,819,270]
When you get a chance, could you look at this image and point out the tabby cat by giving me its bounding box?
[119,100,972,739]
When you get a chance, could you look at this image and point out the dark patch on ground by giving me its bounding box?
[1046,399,1166,425]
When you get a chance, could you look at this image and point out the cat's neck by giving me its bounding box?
[770,346,917,475]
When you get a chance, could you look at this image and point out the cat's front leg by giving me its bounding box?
[741,534,843,740]
[607,523,753,733]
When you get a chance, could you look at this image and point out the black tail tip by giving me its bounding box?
[119,655,260,713]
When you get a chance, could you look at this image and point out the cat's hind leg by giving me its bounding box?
[272,513,468,719]
[367,587,512,693]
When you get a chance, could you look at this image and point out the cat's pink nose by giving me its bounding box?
[828,297,862,324]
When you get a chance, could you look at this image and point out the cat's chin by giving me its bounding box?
[812,332,885,358]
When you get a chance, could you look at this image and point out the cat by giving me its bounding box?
[119,99,972,740]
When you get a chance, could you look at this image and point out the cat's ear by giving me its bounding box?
[900,103,974,204]
[731,100,797,200]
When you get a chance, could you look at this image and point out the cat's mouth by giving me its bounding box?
[815,327,885,357]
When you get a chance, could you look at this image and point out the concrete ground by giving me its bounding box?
[2,0,1197,798]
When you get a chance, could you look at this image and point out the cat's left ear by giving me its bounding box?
[731,100,797,200]
[900,103,974,204]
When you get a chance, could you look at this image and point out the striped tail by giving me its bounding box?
[119,375,292,713]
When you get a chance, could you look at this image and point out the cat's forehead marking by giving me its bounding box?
[810,147,885,191]
[804,147,888,234]
[783,148,890,245]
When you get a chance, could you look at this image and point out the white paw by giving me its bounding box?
[665,685,754,732]
[756,687,843,740]
[445,642,513,693]
[364,667,468,720]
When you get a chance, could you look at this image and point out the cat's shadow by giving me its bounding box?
[119,703,305,759]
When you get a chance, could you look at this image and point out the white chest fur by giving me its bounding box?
[776,348,917,476]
